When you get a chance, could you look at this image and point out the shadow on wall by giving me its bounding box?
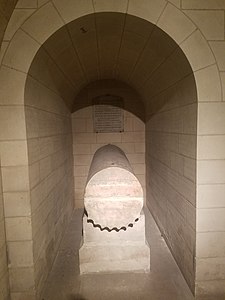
[42,294,87,300]
[67,294,87,300]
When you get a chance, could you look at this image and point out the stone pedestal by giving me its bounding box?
[79,210,150,274]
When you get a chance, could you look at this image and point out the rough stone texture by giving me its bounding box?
[84,145,143,228]
[80,145,150,273]
[80,213,150,274]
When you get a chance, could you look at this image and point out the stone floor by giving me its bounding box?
[42,208,199,300]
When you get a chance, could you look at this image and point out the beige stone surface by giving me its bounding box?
[184,10,224,40]
[52,0,94,23]
[182,0,225,9]
[80,243,150,274]
[42,209,196,300]
[3,192,31,217]
[168,0,181,8]
[9,267,35,292]
[197,160,225,184]
[195,279,225,299]
[0,140,28,166]
[196,257,225,281]
[5,217,32,241]
[0,106,26,141]
[10,291,36,300]
[22,2,64,44]
[16,0,37,9]
[180,30,215,71]
[0,67,27,105]
[196,232,225,258]
[72,106,146,208]
[80,211,150,274]
[38,0,49,7]
[93,0,128,13]
[1,166,29,192]
[209,41,225,71]
[8,241,33,267]
[84,147,143,229]
[194,64,222,102]
[22,61,74,297]
[198,135,225,160]
[0,1,225,298]
[3,29,39,73]
[4,8,35,41]
[197,184,225,209]
[197,208,225,232]
[198,102,225,135]
[146,73,197,292]
[158,3,196,44]
[0,41,8,64]
[128,0,166,24]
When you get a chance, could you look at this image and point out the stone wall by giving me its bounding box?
[146,74,197,291]
[24,74,74,298]
[0,161,9,300]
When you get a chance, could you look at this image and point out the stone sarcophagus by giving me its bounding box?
[79,144,150,273]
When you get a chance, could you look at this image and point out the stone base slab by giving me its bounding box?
[79,210,150,274]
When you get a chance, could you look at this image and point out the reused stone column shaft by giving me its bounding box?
[84,144,143,230]
[79,144,150,274]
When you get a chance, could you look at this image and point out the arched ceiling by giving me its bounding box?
[28,12,195,116]
[0,0,18,45]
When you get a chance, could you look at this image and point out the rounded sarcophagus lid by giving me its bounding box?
[84,144,143,230]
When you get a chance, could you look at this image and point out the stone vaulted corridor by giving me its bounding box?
[0,1,225,300]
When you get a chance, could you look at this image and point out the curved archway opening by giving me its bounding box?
[23,11,197,296]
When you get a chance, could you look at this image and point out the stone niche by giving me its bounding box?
[79,144,150,273]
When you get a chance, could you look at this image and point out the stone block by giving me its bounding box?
[0,106,26,141]
[4,192,31,217]
[0,67,27,105]
[128,0,166,24]
[158,3,196,44]
[197,184,225,208]
[3,29,39,73]
[16,0,37,8]
[198,102,225,135]
[197,208,225,232]
[5,217,32,241]
[184,10,224,40]
[0,140,28,167]
[2,166,29,192]
[180,30,215,71]
[8,241,33,267]
[4,9,35,41]
[197,160,225,184]
[209,41,225,71]
[53,0,94,23]
[22,2,63,44]
[9,267,35,292]
[93,0,128,13]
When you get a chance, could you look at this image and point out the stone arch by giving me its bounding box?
[0,1,223,299]
[0,0,221,108]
